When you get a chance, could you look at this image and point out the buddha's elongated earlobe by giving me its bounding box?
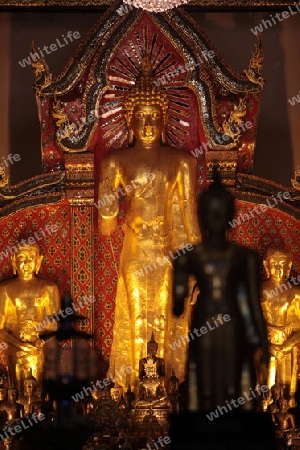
[128,129,134,145]
[11,254,17,275]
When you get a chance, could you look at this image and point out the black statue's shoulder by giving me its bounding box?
[230,242,260,264]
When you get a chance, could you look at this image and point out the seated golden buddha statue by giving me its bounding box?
[261,248,300,405]
[272,397,295,447]
[0,242,60,392]
[98,57,201,387]
[86,389,102,418]
[267,384,283,414]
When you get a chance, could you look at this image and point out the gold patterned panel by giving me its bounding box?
[70,206,94,340]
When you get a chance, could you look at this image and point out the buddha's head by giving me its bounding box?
[11,242,43,281]
[124,56,168,145]
[111,384,123,402]
[199,166,235,236]
[167,375,179,393]
[36,387,46,400]
[270,384,282,401]
[263,248,292,283]
[7,387,18,403]
[24,373,38,396]
[278,398,288,412]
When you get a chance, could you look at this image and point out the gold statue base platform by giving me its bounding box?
[134,407,170,427]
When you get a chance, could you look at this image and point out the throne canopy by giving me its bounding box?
[1,3,299,380]
[33,1,264,189]
[0,3,267,366]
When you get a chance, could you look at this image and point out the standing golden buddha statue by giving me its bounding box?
[0,242,60,392]
[261,248,300,405]
[98,58,201,387]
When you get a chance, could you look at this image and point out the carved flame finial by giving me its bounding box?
[291,167,300,190]
[31,40,52,94]
[222,97,247,145]
[244,35,265,89]
[0,163,9,187]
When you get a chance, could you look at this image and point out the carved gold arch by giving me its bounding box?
[33,1,264,193]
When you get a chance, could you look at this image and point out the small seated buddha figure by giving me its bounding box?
[261,388,272,413]
[267,384,283,414]
[272,398,295,448]
[167,373,180,413]
[18,373,39,415]
[138,333,166,402]
[90,386,119,431]
[86,389,102,415]
[31,387,52,422]
[1,387,24,425]
[0,242,60,392]
[86,390,103,429]
[124,385,135,409]
[261,248,300,405]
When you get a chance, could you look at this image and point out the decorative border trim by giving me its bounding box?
[235,192,300,220]
[236,173,300,218]
[0,192,65,217]
[0,171,65,200]
[0,0,297,8]
[0,171,65,217]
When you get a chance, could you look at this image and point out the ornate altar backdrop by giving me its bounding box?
[0,1,299,381]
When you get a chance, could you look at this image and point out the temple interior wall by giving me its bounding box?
[0,13,11,174]
[0,9,299,186]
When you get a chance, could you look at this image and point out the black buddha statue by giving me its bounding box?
[173,167,269,411]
